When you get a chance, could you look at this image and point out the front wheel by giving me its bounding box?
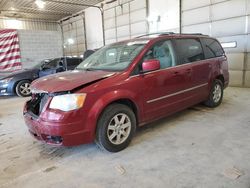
[15,80,32,97]
[95,103,136,152]
[204,79,223,108]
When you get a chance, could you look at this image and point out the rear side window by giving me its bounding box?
[174,38,204,64]
[201,38,224,59]
[67,58,82,68]
[43,58,60,69]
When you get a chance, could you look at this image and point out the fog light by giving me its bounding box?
[0,89,6,93]
[43,135,63,144]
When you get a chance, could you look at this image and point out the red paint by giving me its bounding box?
[142,59,160,72]
[31,70,116,93]
[23,34,229,146]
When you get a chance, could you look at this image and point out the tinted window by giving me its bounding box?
[143,40,176,69]
[201,38,224,59]
[67,58,81,67]
[43,58,60,69]
[175,38,204,64]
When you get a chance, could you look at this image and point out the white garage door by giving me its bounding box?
[103,0,148,45]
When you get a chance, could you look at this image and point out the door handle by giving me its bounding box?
[186,69,192,75]
[173,71,180,76]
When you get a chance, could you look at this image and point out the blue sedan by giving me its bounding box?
[0,57,82,97]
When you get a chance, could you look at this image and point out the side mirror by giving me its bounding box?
[142,59,160,73]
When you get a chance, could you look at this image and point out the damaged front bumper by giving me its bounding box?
[23,93,93,146]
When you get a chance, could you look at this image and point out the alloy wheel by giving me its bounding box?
[213,84,222,103]
[107,113,131,145]
[20,82,31,96]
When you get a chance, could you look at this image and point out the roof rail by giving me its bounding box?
[179,33,208,36]
[136,32,208,38]
[136,32,175,38]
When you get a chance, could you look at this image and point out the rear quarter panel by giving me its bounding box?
[209,56,229,88]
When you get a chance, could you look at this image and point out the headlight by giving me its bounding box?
[0,77,12,84]
[50,93,86,111]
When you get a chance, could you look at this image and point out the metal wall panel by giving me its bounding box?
[117,36,130,41]
[245,71,250,87]
[0,18,58,31]
[117,25,130,37]
[148,0,179,32]
[182,0,210,11]
[226,53,245,70]
[211,0,227,3]
[117,14,130,26]
[105,28,116,40]
[211,17,246,37]
[182,7,210,26]
[211,0,246,21]
[104,18,116,29]
[130,9,147,23]
[130,0,146,11]
[246,53,250,70]
[121,3,130,14]
[248,16,250,33]
[104,8,115,19]
[18,30,63,68]
[247,34,250,52]
[61,15,86,57]
[248,0,250,14]
[182,23,211,35]
[182,0,249,87]
[217,35,246,53]
[131,21,147,36]
[103,0,147,44]
[229,71,244,86]
[105,38,116,45]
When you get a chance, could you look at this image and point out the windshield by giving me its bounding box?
[76,41,148,71]
[42,58,61,69]
[32,59,51,69]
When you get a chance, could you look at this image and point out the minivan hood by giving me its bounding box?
[31,70,116,93]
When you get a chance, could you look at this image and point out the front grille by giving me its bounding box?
[27,93,49,117]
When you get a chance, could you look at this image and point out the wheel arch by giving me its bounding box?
[107,98,139,124]
[86,90,141,139]
[215,74,225,87]
[13,79,32,94]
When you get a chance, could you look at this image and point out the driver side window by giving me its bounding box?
[143,40,175,69]
[42,59,59,69]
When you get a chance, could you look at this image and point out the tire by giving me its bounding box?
[204,79,223,108]
[15,80,32,97]
[95,103,136,152]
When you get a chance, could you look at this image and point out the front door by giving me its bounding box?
[137,39,192,122]
[39,58,65,77]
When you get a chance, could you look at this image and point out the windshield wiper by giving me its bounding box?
[85,68,96,71]
[76,67,96,71]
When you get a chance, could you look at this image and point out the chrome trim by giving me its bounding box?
[129,57,221,78]
[147,83,208,104]
[130,63,192,78]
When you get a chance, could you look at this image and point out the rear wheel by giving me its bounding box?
[16,80,31,97]
[204,79,223,108]
[95,103,136,152]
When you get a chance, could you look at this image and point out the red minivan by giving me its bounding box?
[23,33,229,152]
